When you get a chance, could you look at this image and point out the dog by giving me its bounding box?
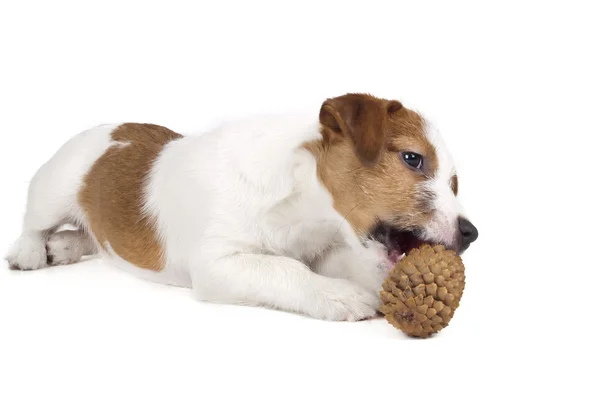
[5,93,478,321]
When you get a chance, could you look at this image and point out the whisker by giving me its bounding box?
[332,166,362,176]
[334,201,363,240]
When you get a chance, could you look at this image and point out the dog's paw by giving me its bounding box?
[363,238,395,277]
[313,279,380,322]
[46,231,85,266]
[320,239,392,294]
[5,234,47,271]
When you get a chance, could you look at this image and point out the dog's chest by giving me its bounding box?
[256,166,351,262]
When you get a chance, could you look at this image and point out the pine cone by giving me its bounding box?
[379,244,465,338]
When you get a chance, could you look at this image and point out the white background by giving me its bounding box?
[1,1,598,407]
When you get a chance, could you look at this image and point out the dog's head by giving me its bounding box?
[307,93,478,262]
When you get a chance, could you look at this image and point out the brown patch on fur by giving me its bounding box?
[78,123,182,271]
[414,188,437,215]
[451,175,458,196]
[320,94,395,166]
[305,93,439,236]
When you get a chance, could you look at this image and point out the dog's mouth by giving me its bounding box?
[369,222,437,264]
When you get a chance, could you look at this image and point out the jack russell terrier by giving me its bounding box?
[6,93,478,321]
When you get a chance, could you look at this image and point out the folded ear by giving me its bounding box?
[319,94,402,167]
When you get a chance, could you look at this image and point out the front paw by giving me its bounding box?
[335,239,393,293]
[313,279,380,322]
[363,239,394,277]
[312,240,392,295]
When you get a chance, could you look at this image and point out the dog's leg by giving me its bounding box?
[6,215,60,271]
[45,229,98,266]
[6,125,117,270]
[313,240,392,294]
[5,166,70,270]
[191,253,380,321]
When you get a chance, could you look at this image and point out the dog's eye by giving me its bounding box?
[402,152,423,169]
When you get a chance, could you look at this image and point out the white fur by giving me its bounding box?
[46,229,97,266]
[5,124,118,270]
[422,120,464,247]
[6,115,390,321]
[6,111,464,321]
[6,232,47,271]
[142,113,389,320]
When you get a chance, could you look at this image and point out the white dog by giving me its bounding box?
[6,93,478,321]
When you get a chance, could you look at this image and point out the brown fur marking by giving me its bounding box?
[451,175,458,196]
[78,123,182,271]
[305,93,439,236]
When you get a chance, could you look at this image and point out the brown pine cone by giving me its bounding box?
[379,244,466,338]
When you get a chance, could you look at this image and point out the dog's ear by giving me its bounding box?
[319,94,402,167]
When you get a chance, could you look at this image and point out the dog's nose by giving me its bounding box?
[458,217,478,251]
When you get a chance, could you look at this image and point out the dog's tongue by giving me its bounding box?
[387,249,405,264]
